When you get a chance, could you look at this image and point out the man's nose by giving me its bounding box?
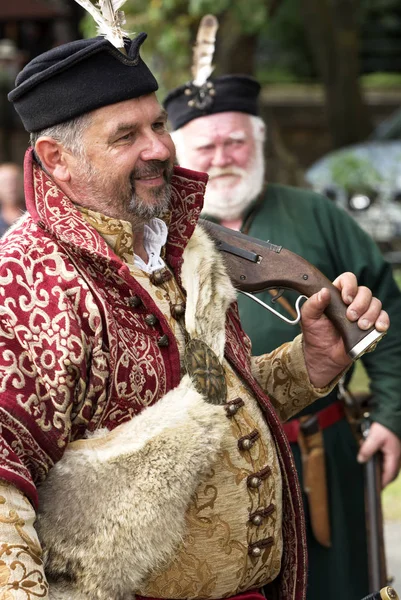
[211,146,232,168]
[140,133,172,162]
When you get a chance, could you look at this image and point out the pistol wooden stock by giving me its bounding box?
[202,220,385,360]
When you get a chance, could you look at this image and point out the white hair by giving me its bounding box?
[30,113,93,166]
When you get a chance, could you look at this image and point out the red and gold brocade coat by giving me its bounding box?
[0,149,312,600]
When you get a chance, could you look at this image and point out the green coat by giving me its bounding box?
[208,184,401,600]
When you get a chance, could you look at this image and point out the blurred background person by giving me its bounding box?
[0,162,25,235]
[164,67,401,600]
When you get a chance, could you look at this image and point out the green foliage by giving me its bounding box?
[79,0,401,92]
[361,72,401,88]
[329,153,383,195]
[258,0,314,81]
[81,0,269,95]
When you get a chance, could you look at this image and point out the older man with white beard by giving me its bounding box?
[172,109,265,228]
[163,75,401,600]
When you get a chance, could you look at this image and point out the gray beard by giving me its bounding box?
[128,181,172,224]
[75,159,173,227]
[201,145,265,221]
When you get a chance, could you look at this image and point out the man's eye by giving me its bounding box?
[118,133,133,142]
[153,122,166,131]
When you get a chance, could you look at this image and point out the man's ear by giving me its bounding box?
[34,137,72,182]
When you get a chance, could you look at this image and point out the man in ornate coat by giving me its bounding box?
[0,31,388,600]
[164,75,401,600]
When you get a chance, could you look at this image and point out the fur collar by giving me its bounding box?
[181,224,237,360]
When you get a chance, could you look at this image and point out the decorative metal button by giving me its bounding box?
[150,268,173,286]
[226,404,239,416]
[250,514,263,526]
[248,476,261,489]
[238,430,259,451]
[157,334,169,347]
[248,537,274,557]
[145,314,158,326]
[247,467,271,490]
[171,303,186,320]
[184,338,227,404]
[128,295,142,308]
[249,504,275,527]
[224,398,244,417]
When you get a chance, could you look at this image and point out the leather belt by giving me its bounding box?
[283,401,345,443]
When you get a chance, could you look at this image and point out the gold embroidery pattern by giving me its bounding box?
[251,336,332,423]
[0,491,48,599]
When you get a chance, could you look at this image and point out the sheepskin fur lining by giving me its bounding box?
[37,225,236,600]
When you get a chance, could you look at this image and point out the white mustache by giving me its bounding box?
[208,166,246,180]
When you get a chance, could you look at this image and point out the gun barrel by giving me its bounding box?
[365,453,387,590]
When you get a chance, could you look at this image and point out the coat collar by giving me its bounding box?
[23,147,208,271]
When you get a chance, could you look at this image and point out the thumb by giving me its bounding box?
[301,288,331,324]
[357,435,381,463]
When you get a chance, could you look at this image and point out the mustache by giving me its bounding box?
[131,160,173,182]
[207,166,247,179]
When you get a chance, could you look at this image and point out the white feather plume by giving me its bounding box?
[73,0,129,49]
[192,15,219,87]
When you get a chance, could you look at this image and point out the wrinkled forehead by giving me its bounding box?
[181,111,253,144]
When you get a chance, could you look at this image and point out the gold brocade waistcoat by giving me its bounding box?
[132,267,283,599]
[79,209,284,599]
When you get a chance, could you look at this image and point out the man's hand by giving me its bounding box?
[301,272,389,389]
[357,422,401,487]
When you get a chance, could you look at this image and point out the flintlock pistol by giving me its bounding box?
[202,220,385,360]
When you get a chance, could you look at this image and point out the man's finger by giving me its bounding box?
[332,272,358,304]
[346,286,373,322]
[357,435,381,464]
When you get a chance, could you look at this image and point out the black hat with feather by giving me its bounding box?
[163,15,261,131]
[8,0,158,132]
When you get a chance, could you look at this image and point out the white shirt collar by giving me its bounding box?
[134,218,168,274]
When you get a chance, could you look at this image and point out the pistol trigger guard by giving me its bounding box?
[239,292,308,325]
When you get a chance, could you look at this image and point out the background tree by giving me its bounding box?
[81,0,401,150]
[299,0,373,148]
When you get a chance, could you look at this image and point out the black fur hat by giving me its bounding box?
[8,34,158,133]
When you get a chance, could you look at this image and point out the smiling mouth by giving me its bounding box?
[135,172,165,185]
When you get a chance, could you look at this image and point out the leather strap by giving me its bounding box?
[283,401,345,443]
